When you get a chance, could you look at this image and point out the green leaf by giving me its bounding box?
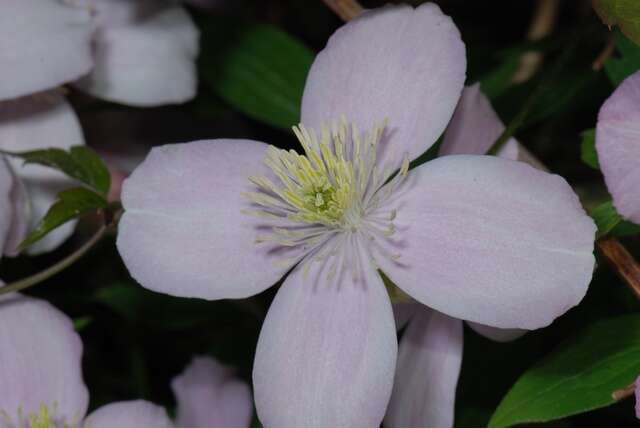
[200,20,314,129]
[1,145,111,195]
[594,0,640,47]
[19,187,108,250]
[580,129,600,169]
[604,31,640,86]
[591,200,640,238]
[489,315,640,428]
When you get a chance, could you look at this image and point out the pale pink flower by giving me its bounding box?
[596,70,640,224]
[0,292,252,428]
[116,4,595,427]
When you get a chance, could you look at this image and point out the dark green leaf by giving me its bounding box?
[594,0,640,47]
[489,315,640,427]
[1,145,111,195]
[580,129,600,169]
[200,20,314,129]
[480,56,522,99]
[19,187,108,250]
[605,31,640,86]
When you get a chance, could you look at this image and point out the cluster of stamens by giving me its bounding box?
[244,119,409,273]
[0,403,80,428]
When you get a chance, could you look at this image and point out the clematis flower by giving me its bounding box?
[636,377,640,419]
[74,0,199,107]
[0,286,252,426]
[596,70,640,224]
[116,4,596,427]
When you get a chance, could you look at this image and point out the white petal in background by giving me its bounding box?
[0,159,14,253]
[172,357,253,428]
[0,93,84,254]
[86,400,174,428]
[0,0,93,101]
[385,308,463,428]
[75,0,199,107]
[596,70,640,224]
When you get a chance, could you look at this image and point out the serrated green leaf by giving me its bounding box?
[200,20,314,129]
[594,0,640,46]
[1,145,111,195]
[604,31,640,85]
[580,129,600,169]
[489,315,640,428]
[19,187,107,250]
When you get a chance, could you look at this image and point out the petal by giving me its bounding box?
[466,322,526,343]
[86,400,174,428]
[0,0,93,101]
[117,139,299,300]
[0,94,85,254]
[74,2,198,107]
[0,159,13,253]
[3,168,29,257]
[0,293,88,425]
[384,307,463,428]
[441,84,511,156]
[596,70,640,223]
[301,3,465,170]
[440,84,547,170]
[376,155,596,330]
[253,246,397,428]
[172,356,252,428]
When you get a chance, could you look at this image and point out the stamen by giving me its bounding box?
[245,118,406,270]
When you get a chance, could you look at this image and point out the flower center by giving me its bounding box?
[0,404,76,428]
[244,119,409,265]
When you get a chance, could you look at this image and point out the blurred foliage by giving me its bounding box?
[3,1,640,427]
[593,0,640,46]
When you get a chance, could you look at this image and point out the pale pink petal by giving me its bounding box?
[253,246,397,428]
[393,301,419,331]
[376,155,596,330]
[0,293,88,425]
[75,1,198,107]
[117,139,300,300]
[0,94,84,254]
[301,3,465,171]
[441,84,512,157]
[0,0,93,101]
[3,168,28,257]
[440,84,547,170]
[385,307,463,428]
[172,356,252,428]
[596,71,640,223]
[466,322,526,343]
[0,159,13,253]
[86,400,174,428]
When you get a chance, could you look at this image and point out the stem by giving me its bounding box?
[612,381,636,401]
[322,0,363,21]
[0,225,107,296]
[597,237,640,300]
[512,0,560,83]
[592,35,616,71]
